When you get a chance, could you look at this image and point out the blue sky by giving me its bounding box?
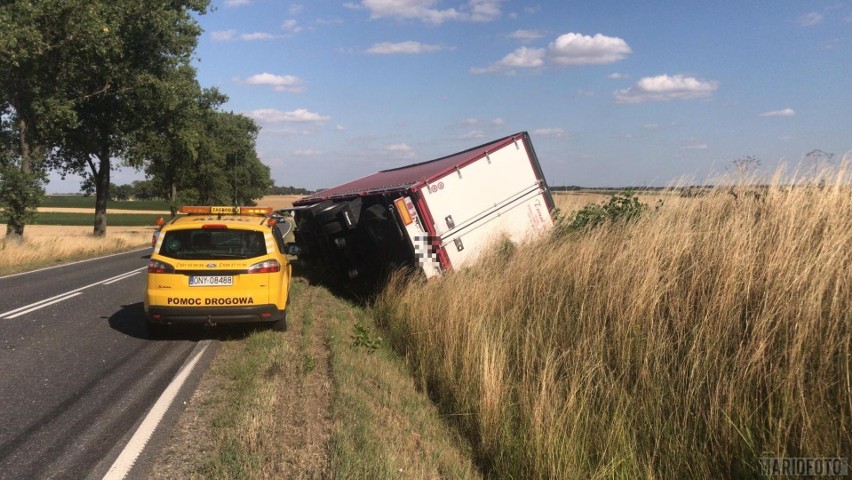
[48,0,852,192]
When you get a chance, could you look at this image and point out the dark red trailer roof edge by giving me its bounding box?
[293,132,545,206]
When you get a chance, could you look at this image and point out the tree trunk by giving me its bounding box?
[169,181,178,217]
[93,153,110,237]
[6,118,33,237]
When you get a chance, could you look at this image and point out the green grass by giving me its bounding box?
[41,195,169,210]
[184,279,481,479]
[325,289,481,480]
[30,212,163,226]
[201,330,291,479]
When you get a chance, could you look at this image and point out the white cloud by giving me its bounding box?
[614,74,719,103]
[467,0,502,22]
[532,128,566,138]
[507,29,544,42]
[548,33,631,66]
[470,46,545,74]
[682,142,709,150]
[608,72,629,80]
[240,32,277,41]
[225,0,252,6]
[211,30,282,42]
[490,117,505,126]
[358,0,501,25]
[798,12,823,26]
[211,30,236,41]
[244,73,306,93]
[294,149,322,156]
[366,41,447,54]
[472,31,629,75]
[460,130,486,140]
[385,143,415,157]
[281,19,303,33]
[289,4,305,15]
[247,108,330,124]
[264,128,318,137]
[759,108,796,117]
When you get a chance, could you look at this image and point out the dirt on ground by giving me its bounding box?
[148,280,333,479]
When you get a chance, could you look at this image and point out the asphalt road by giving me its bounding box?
[0,249,214,480]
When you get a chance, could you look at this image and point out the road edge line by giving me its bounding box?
[102,340,211,480]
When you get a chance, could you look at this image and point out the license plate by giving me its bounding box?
[189,275,233,286]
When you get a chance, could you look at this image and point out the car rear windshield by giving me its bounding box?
[158,228,267,260]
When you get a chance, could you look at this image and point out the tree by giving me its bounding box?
[0,113,45,237]
[42,1,209,236]
[0,2,80,236]
[110,183,132,201]
[135,92,272,211]
[185,111,271,206]
[130,71,227,216]
[129,180,160,201]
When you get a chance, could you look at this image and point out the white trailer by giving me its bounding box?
[290,132,555,283]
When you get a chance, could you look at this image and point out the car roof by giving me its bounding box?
[163,214,271,230]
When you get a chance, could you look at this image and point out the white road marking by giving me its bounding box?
[102,341,211,480]
[101,270,141,285]
[3,292,83,319]
[0,267,146,319]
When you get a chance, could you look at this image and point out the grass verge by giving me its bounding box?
[152,279,481,479]
[0,226,152,276]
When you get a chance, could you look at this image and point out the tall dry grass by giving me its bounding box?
[0,226,152,275]
[374,163,851,479]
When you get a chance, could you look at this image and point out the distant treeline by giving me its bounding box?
[267,185,314,195]
[551,185,716,197]
[95,180,314,201]
[552,185,670,192]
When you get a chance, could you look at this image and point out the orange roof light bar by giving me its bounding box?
[180,205,214,214]
[241,207,274,215]
[178,206,273,216]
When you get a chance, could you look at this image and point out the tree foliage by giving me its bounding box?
[1,0,210,236]
[131,80,273,213]
[0,121,44,237]
[555,191,649,234]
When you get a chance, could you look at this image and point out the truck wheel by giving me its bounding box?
[297,201,333,226]
[315,202,347,225]
[322,220,344,235]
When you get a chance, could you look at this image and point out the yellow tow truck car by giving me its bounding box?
[144,206,292,336]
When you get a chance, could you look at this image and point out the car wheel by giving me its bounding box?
[272,311,288,332]
[146,319,168,338]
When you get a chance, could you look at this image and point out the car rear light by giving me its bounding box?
[248,259,280,274]
[202,224,228,229]
[148,259,175,274]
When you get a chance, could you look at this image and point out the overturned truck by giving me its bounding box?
[288,132,555,284]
